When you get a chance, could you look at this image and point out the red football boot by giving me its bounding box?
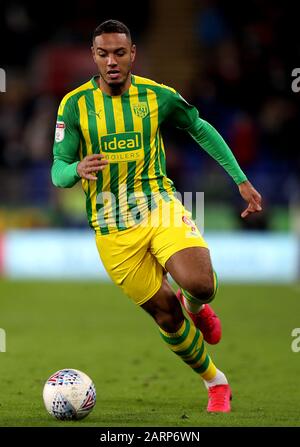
[207,384,232,413]
[176,289,222,345]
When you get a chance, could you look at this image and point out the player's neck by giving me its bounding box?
[98,74,132,96]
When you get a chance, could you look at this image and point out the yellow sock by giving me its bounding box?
[159,317,217,381]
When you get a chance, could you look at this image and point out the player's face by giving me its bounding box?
[92,33,136,91]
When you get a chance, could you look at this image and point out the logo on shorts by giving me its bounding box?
[182,215,196,232]
[133,102,149,118]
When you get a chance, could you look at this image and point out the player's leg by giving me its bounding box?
[166,246,215,302]
[166,247,221,345]
[95,228,231,412]
[151,199,221,344]
[141,275,231,413]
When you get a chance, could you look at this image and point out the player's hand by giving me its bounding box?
[238,180,262,219]
[77,154,109,181]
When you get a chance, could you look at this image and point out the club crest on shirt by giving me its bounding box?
[55,121,65,142]
[133,102,149,118]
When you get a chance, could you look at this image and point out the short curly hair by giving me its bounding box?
[92,20,131,43]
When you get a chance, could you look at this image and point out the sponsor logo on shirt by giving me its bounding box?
[100,132,143,161]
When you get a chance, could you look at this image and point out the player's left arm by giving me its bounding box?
[164,90,262,218]
[238,180,262,218]
[187,118,262,219]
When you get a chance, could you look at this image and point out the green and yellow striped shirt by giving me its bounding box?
[52,74,247,234]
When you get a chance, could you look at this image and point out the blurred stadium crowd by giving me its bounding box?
[0,0,298,231]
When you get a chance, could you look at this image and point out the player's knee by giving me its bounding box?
[187,275,215,303]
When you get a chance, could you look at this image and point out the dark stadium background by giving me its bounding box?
[0,0,300,428]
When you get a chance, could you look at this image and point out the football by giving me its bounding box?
[43,368,96,420]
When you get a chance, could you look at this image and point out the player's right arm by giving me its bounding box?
[51,96,108,188]
[51,96,81,188]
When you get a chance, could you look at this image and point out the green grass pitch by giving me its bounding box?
[1,280,300,427]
